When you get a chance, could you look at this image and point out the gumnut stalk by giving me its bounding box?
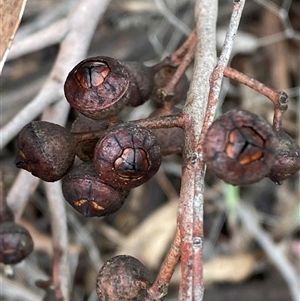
[203,109,278,185]
[64,56,130,119]
[148,106,184,155]
[268,130,300,184]
[151,65,189,105]
[15,121,76,182]
[71,115,110,161]
[94,123,162,189]
[62,161,130,217]
[96,255,152,301]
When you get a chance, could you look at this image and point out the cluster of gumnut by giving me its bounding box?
[12,56,300,299]
[14,56,187,219]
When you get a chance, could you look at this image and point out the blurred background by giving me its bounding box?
[1,0,299,300]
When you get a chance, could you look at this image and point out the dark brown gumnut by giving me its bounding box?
[71,115,110,161]
[64,56,130,120]
[62,161,129,217]
[0,222,34,264]
[94,123,162,189]
[203,109,278,186]
[268,130,300,184]
[15,121,76,182]
[148,107,184,155]
[151,65,189,105]
[96,255,152,301]
[123,62,155,107]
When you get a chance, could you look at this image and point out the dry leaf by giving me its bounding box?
[203,252,256,286]
[0,0,27,73]
[117,200,178,270]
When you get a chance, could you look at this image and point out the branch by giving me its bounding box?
[197,0,246,146]
[178,1,218,300]
[178,1,246,300]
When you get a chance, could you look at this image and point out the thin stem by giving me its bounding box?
[149,30,197,106]
[223,67,287,107]
[133,113,186,129]
[170,29,197,66]
[150,30,196,72]
[71,114,186,144]
[224,67,287,105]
[273,107,284,132]
[157,42,196,101]
[223,66,289,131]
[147,228,181,300]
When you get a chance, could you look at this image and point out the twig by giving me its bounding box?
[237,202,300,301]
[44,181,70,301]
[0,0,112,150]
[192,4,245,298]
[223,66,288,131]
[150,29,197,73]
[147,228,181,300]
[170,29,196,66]
[7,19,68,60]
[178,1,245,300]
[223,66,289,108]
[133,113,186,129]
[197,0,246,148]
[6,171,40,221]
[157,42,196,101]
[71,114,186,145]
[178,1,218,300]
[155,167,179,201]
